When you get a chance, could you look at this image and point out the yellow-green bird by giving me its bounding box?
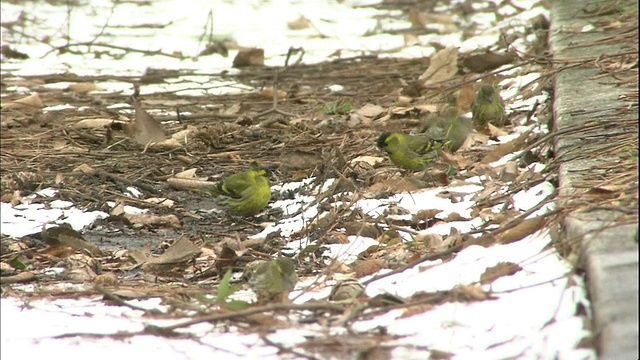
[209,162,271,216]
[377,132,445,171]
[471,84,506,130]
[245,257,298,302]
[421,106,472,153]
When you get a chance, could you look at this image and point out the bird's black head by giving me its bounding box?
[377,132,391,149]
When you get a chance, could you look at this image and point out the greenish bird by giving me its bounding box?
[471,84,506,130]
[421,106,472,153]
[209,162,271,216]
[246,257,298,302]
[377,132,446,171]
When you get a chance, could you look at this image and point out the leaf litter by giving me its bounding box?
[2,0,635,359]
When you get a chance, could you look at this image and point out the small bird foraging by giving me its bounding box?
[209,162,271,216]
[471,84,506,130]
[377,132,447,171]
[421,106,472,153]
[245,257,298,303]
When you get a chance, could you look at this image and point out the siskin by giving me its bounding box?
[377,132,446,171]
[209,162,271,216]
[421,106,472,153]
[471,84,506,130]
[245,257,298,302]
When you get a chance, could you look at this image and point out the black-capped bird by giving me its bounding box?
[377,132,446,171]
[421,106,472,153]
[209,162,271,216]
[471,84,506,130]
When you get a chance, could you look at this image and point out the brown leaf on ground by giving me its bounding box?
[401,304,436,318]
[404,33,420,46]
[443,212,464,222]
[128,100,167,146]
[440,151,473,169]
[146,236,202,266]
[451,284,495,301]
[487,123,508,137]
[287,15,311,30]
[481,129,532,164]
[5,93,43,108]
[499,160,519,182]
[480,262,522,284]
[233,48,264,67]
[416,232,444,248]
[125,213,182,229]
[354,259,387,277]
[40,225,103,257]
[496,216,547,245]
[419,47,459,87]
[455,83,476,112]
[440,228,464,249]
[343,221,380,239]
[67,82,105,92]
[412,209,442,223]
[215,245,239,275]
[463,52,514,73]
[357,103,385,118]
[94,272,119,286]
[261,86,287,100]
[329,279,366,301]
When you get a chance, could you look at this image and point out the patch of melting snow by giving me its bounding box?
[1,200,108,239]
[0,0,595,359]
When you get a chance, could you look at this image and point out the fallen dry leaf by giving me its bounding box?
[261,86,287,100]
[73,164,94,173]
[455,83,476,112]
[40,225,103,257]
[354,259,387,277]
[356,103,385,118]
[499,161,519,182]
[146,236,202,266]
[463,51,514,73]
[233,48,264,67]
[451,284,495,301]
[416,232,444,248]
[481,129,533,164]
[94,272,119,286]
[480,262,522,284]
[3,93,43,110]
[496,216,547,245]
[128,100,167,146]
[144,198,174,208]
[67,82,105,92]
[419,47,459,87]
[287,15,311,30]
[412,209,442,223]
[401,304,435,318]
[125,213,181,229]
[403,33,420,46]
[215,245,240,275]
